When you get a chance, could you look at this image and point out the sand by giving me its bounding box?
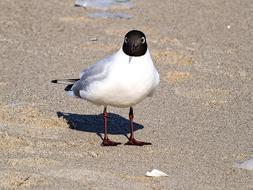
[0,0,252,189]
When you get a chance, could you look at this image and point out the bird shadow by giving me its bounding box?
[57,112,144,140]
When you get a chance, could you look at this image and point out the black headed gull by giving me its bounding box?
[52,30,159,146]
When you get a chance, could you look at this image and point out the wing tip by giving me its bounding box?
[64,84,74,91]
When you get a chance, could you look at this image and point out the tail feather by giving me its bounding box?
[52,78,80,97]
[51,79,79,84]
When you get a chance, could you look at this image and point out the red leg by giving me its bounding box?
[102,107,121,146]
[125,107,151,146]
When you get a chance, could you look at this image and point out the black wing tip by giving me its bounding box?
[51,80,58,83]
[64,84,74,91]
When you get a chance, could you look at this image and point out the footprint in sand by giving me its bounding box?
[0,170,49,189]
[153,50,194,66]
[166,71,192,83]
[0,104,68,128]
[0,133,30,153]
[174,87,230,106]
[7,157,62,170]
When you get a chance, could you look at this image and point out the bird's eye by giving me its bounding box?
[141,37,145,43]
[124,37,128,43]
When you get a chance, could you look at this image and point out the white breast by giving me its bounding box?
[82,49,159,107]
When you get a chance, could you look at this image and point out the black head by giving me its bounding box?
[122,30,147,57]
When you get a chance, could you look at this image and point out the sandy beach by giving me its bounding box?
[0,0,252,189]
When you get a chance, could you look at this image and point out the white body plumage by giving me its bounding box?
[68,48,159,108]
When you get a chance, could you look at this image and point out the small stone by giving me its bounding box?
[90,37,98,41]
[88,151,98,158]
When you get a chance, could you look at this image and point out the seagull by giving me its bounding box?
[52,30,159,146]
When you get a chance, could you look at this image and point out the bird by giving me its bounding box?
[52,30,159,146]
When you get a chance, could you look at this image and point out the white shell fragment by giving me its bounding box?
[234,157,253,170]
[75,0,133,10]
[145,169,168,177]
[74,0,133,19]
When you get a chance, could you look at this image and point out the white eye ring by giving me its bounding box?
[124,37,127,43]
[141,37,145,43]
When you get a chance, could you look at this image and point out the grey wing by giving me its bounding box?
[70,55,113,97]
[79,55,113,79]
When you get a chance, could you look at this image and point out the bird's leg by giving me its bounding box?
[102,107,121,146]
[125,107,152,146]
